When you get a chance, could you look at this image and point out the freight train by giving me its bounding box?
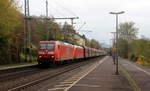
[37,41,106,65]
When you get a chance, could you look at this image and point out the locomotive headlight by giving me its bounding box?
[38,52,44,54]
[48,52,54,54]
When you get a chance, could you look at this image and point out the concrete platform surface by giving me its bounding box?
[120,58,150,91]
[0,63,37,71]
[69,56,132,91]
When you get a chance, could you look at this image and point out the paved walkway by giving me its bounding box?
[69,56,132,91]
[120,58,150,91]
[0,63,37,71]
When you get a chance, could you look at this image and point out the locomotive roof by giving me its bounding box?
[40,41,57,43]
[39,41,74,46]
[39,41,102,51]
[74,45,83,48]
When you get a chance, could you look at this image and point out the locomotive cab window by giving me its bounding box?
[47,43,54,50]
[40,43,54,50]
[40,44,46,49]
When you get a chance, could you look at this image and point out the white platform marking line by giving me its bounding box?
[60,82,74,84]
[75,84,101,87]
[48,87,66,91]
[64,56,108,91]
[54,84,71,87]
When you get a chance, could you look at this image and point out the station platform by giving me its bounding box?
[120,58,150,91]
[69,56,133,91]
[0,62,37,71]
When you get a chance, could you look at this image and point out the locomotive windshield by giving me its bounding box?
[40,43,54,50]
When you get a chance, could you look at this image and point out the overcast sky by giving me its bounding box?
[19,0,150,46]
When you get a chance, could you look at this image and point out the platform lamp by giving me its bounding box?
[109,11,125,75]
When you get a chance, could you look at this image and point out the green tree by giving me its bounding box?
[129,37,150,63]
[32,16,63,42]
[0,0,21,64]
[118,22,138,58]
[118,22,138,42]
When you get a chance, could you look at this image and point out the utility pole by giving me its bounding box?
[46,0,48,17]
[49,17,79,28]
[44,0,78,41]
[111,32,116,64]
[110,11,125,75]
[24,0,31,62]
[45,0,49,40]
[111,32,116,47]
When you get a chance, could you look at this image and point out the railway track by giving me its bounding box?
[0,64,38,82]
[0,68,40,82]
[8,62,87,91]
[0,57,104,91]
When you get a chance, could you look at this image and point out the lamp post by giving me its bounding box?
[111,32,116,65]
[110,11,125,75]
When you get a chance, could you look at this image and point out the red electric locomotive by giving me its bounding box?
[37,41,82,65]
[37,41,105,65]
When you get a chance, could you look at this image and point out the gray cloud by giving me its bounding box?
[19,0,150,45]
